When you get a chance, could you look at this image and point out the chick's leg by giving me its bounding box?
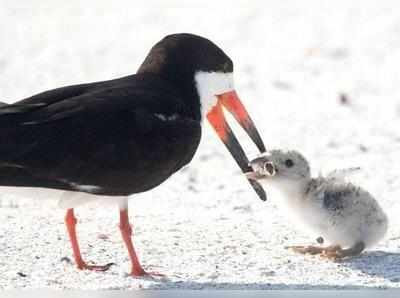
[285,245,327,255]
[321,242,365,260]
[287,241,365,260]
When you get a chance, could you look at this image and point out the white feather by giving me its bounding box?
[194,71,234,120]
[0,186,126,209]
[154,113,179,121]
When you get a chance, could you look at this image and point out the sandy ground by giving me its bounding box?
[0,0,400,289]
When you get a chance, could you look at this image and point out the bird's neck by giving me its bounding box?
[270,178,310,202]
[138,51,202,122]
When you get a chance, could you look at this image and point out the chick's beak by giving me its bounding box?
[246,155,276,180]
[207,90,267,201]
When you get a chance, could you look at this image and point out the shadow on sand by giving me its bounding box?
[339,250,400,282]
[137,250,400,290]
[144,281,386,290]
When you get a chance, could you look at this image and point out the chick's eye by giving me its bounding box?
[285,159,294,168]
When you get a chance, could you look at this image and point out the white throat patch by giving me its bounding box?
[194,71,234,120]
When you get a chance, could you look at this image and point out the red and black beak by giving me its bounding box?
[207,90,267,201]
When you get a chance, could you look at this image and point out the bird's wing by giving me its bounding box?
[16,75,139,105]
[320,187,347,212]
[0,75,137,128]
[314,180,360,214]
[0,74,184,125]
[325,167,361,182]
[0,74,200,194]
[0,81,99,116]
[0,74,152,117]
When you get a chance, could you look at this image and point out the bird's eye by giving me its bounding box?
[285,159,294,168]
[222,61,232,73]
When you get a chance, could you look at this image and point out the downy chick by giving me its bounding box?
[247,149,388,259]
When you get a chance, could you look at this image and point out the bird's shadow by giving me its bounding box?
[140,250,400,290]
[144,281,384,290]
[338,250,400,282]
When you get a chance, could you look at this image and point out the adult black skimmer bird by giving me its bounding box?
[0,33,266,276]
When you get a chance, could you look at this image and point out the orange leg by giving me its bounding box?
[119,208,164,277]
[65,208,114,271]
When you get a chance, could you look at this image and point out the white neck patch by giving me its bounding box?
[194,71,234,120]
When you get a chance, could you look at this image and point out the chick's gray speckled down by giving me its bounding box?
[247,150,388,259]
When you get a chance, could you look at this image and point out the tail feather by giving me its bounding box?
[0,102,46,115]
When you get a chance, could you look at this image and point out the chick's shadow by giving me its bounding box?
[143,250,400,289]
[339,250,400,282]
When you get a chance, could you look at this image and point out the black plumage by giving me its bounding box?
[0,34,242,197]
[0,73,201,195]
[0,33,267,276]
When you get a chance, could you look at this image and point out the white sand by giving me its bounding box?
[0,0,400,289]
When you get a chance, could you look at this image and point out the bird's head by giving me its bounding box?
[246,150,311,197]
[138,33,267,200]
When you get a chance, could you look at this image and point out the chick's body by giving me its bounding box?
[300,176,388,249]
[248,150,388,258]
